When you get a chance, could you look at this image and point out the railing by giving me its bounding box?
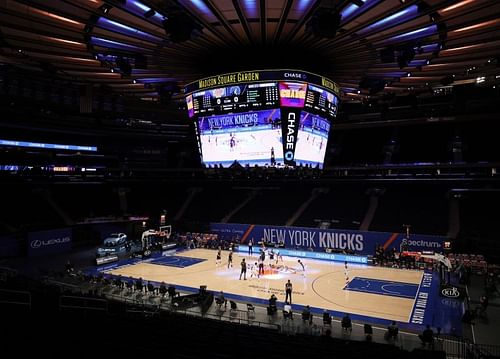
[173,305,281,331]
[46,277,500,359]
[437,334,500,359]
[97,284,280,330]
[59,295,108,314]
[0,288,31,310]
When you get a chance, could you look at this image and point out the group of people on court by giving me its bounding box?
[217,239,309,280]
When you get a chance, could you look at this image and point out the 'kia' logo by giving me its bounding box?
[441,287,460,298]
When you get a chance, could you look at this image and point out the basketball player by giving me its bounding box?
[298,259,306,277]
[258,256,264,278]
[239,258,247,280]
[229,133,236,151]
[216,248,222,266]
[344,261,350,284]
[250,262,259,279]
[275,250,283,264]
[227,250,233,268]
[248,239,253,256]
[259,249,266,263]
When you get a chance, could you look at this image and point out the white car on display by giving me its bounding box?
[96,233,129,257]
[103,233,127,246]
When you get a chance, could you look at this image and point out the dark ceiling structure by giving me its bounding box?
[0,0,499,101]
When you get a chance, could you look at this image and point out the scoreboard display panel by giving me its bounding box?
[197,109,283,167]
[279,82,307,108]
[190,82,279,117]
[304,84,339,118]
[295,112,331,168]
[185,70,340,168]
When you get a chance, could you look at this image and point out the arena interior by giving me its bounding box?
[1,0,500,358]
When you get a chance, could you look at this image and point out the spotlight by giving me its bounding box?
[144,9,156,18]
[380,47,395,63]
[305,8,341,39]
[99,4,112,13]
[134,53,148,69]
[440,75,454,85]
[397,46,416,69]
[116,57,132,76]
[162,13,203,43]
[359,77,385,94]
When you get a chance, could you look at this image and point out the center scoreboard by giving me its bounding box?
[185,70,340,168]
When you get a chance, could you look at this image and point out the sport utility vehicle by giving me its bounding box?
[103,233,127,246]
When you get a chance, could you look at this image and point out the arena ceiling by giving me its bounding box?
[0,0,499,101]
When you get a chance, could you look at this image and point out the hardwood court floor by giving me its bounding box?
[107,248,423,323]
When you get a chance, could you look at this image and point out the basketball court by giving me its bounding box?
[98,248,431,325]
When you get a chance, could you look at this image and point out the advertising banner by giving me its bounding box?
[280,107,301,165]
[237,245,367,264]
[210,223,445,256]
[0,235,21,257]
[28,228,72,257]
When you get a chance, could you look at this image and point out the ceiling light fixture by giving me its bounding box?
[99,4,112,14]
[144,9,156,18]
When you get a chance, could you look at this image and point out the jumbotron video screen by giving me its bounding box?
[184,70,340,168]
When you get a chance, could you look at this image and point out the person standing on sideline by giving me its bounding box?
[285,279,293,303]
[248,239,253,256]
[227,250,233,268]
[239,258,247,280]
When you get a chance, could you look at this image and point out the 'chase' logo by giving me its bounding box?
[441,286,460,298]
[284,72,304,79]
